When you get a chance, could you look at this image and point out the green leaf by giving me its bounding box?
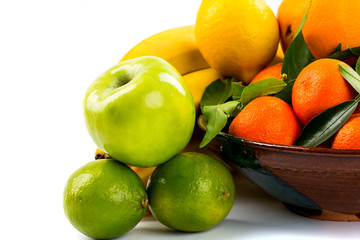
[328,44,342,58]
[281,11,314,82]
[293,8,307,39]
[350,47,360,56]
[274,79,295,104]
[356,57,360,74]
[230,103,244,118]
[232,82,246,101]
[200,101,239,148]
[328,44,360,61]
[281,31,314,81]
[338,63,360,93]
[240,78,286,104]
[279,11,313,105]
[200,78,233,112]
[294,99,359,147]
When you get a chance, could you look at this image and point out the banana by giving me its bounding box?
[129,166,156,186]
[94,147,112,159]
[120,25,210,75]
[182,68,222,114]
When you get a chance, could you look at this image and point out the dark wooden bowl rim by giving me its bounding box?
[198,115,360,157]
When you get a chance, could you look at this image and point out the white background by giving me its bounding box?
[1,0,360,239]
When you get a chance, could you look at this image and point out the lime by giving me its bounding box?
[63,159,148,239]
[147,152,235,232]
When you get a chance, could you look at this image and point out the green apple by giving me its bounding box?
[83,56,195,167]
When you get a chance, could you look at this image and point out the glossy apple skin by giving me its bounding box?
[83,56,195,167]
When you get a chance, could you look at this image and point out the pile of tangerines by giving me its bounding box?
[196,0,360,150]
[228,58,359,149]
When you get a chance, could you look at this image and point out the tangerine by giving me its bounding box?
[292,59,357,125]
[250,63,283,84]
[228,96,301,145]
[302,0,360,59]
[331,114,360,150]
[277,0,310,53]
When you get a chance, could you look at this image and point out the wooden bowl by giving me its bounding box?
[198,116,360,221]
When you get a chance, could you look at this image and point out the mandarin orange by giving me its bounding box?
[331,114,360,149]
[228,96,301,145]
[277,0,310,53]
[250,63,283,84]
[292,59,357,125]
[302,0,360,59]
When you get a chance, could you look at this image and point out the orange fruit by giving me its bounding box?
[331,114,360,149]
[228,96,301,145]
[302,0,360,59]
[249,63,283,84]
[292,59,357,125]
[277,0,310,53]
[195,0,279,84]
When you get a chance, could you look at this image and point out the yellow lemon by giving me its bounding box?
[195,0,279,84]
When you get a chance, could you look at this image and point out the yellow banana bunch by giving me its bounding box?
[120,25,209,75]
[182,68,222,114]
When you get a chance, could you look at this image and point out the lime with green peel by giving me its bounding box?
[63,159,148,239]
[147,152,236,232]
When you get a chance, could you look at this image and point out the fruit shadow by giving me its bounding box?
[123,172,360,240]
